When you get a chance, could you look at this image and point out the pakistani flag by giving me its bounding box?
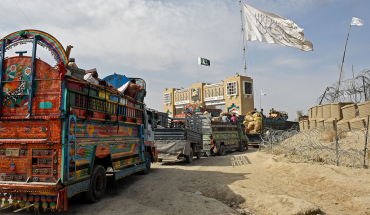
[198,57,210,66]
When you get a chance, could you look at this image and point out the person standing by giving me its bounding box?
[156,120,164,129]
[221,113,229,122]
[231,113,237,123]
[209,136,217,156]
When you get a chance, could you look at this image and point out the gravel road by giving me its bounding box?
[2,148,370,215]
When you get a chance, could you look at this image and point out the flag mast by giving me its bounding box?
[335,17,363,102]
[336,24,352,102]
[239,0,247,76]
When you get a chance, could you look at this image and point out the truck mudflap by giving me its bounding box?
[0,183,66,212]
[155,140,190,161]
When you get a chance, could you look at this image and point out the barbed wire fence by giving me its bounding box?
[318,69,370,105]
[259,123,370,169]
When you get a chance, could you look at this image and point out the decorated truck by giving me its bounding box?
[201,113,248,155]
[0,30,156,212]
[154,111,203,163]
[243,110,297,147]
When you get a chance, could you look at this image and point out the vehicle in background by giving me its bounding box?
[200,113,248,156]
[244,110,298,148]
[154,111,203,163]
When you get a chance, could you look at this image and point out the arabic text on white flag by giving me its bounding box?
[243,3,313,51]
[351,17,363,26]
[260,89,266,96]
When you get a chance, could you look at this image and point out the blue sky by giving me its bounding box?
[0,0,369,120]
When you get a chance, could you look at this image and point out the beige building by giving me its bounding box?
[163,75,254,117]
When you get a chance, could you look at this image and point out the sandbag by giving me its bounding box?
[255,122,262,131]
[212,117,221,122]
[247,115,254,122]
[248,121,255,130]
[249,130,257,134]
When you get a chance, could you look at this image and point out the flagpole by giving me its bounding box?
[239,0,247,76]
[197,56,199,83]
[260,91,261,110]
[336,24,352,102]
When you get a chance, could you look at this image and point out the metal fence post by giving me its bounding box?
[364,115,369,168]
[270,133,272,152]
[335,118,339,166]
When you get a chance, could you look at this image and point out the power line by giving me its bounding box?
[13,0,35,29]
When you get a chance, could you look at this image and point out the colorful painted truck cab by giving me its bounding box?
[0,30,155,212]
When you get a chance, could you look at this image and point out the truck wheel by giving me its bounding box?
[185,148,193,163]
[238,141,245,152]
[141,152,151,175]
[85,165,107,203]
[218,145,226,156]
[196,151,201,159]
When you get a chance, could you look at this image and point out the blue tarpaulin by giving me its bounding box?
[103,74,130,89]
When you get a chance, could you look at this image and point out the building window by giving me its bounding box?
[226,81,237,96]
[222,86,224,95]
[215,88,218,96]
[208,89,210,97]
[218,87,221,96]
[243,81,253,95]
[204,90,207,97]
[164,93,171,104]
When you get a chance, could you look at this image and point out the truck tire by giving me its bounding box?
[238,141,245,152]
[196,151,201,159]
[140,152,151,175]
[85,165,107,203]
[194,146,201,159]
[218,145,226,156]
[185,148,193,163]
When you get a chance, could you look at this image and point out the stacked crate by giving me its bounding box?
[325,102,353,128]
[350,101,370,129]
[323,103,333,127]
[309,106,317,130]
[299,120,304,131]
[303,120,309,131]
[338,104,357,131]
[316,105,325,127]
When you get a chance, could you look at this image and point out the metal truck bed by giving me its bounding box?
[154,128,202,143]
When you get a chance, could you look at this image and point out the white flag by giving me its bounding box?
[260,89,266,96]
[351,17,363,26]
[243,4,313,51]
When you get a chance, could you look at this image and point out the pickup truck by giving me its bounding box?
[154,112,203,163]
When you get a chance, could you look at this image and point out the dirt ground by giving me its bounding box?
[2,148,370,215]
